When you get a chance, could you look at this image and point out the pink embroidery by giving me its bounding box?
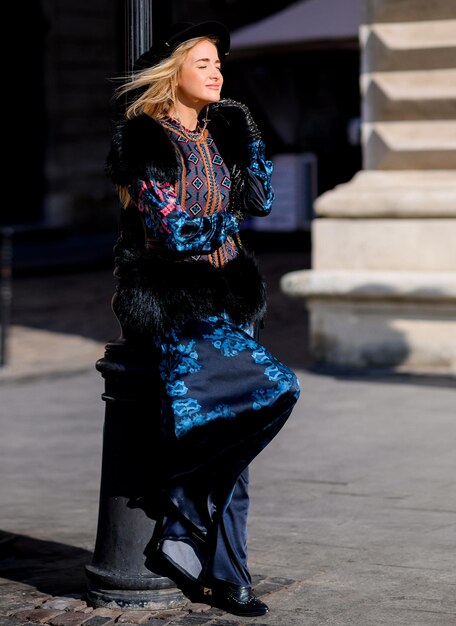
[161,203,175,217]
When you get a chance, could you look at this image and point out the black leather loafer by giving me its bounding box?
[210,581,269,617]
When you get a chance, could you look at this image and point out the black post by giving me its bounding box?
[125,0,153,72]
[85,0,185,610]
[0,228,13,367]
[85,341,185,610]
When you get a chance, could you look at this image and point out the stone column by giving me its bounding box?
[281,0,456,375]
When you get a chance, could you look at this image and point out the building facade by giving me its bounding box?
[282,0,456,374]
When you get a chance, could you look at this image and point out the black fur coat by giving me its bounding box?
[106,106,267,341]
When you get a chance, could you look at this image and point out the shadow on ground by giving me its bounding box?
[307,363,456,389]
[0,532,91,597]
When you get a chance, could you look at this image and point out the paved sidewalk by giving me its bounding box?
[1,255,456,625]
[0,326,105,385]
[1,368,456,625]
[1,248,312,385]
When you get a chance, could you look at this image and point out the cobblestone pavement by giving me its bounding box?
[0,569,294,626]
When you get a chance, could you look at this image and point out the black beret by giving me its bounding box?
[133,21,230,72]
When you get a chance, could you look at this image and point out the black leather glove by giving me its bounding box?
[212,98,262,142]
[212,99,271,219]
[229,164,268,221]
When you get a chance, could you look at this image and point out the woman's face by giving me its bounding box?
[177,40,223,107]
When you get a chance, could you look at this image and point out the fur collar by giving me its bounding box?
[105,105,265,339]
[105,106,251,188]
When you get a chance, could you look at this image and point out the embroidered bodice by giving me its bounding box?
[127,115,274,269]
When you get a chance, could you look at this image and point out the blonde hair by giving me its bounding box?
[115,35,219,120]
[114,35,219,208]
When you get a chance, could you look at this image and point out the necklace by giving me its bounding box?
[169,107,209,142]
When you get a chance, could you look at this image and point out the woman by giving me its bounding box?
[106,21,300,618]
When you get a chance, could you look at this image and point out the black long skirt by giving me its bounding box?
[148,313,300,588]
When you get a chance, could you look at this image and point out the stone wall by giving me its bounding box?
[281,0,456,374]
[42,0,119,228]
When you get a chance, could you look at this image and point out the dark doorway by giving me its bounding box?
[4,4,47,225]
[222,45,362,197]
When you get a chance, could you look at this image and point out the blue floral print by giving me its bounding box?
[248,140,275,213]
[206,404,236,421]
[157,314,300,439]
[166,379,188,397]
[202,322,257,357]
[173,397,202,417]
[251,347,270,365]
[171,397,206,438]
[159,339,201,385]
[129,178,240,254]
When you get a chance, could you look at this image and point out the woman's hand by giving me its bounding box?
[212,98,262,142]
[212,99,274,216]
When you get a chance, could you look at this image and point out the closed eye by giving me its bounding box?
[196,65,222,71]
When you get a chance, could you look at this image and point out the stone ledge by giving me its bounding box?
[361,69,456,122]
[314,170,456,217]
[362,1,456,24]
[366,20,456,51]
[282,272,456,373]
[363,121,456,169]
[281,269,456,303]
[312,218,456,271]
[361,20,456,73]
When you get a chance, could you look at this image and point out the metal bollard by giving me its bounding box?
[85,338,186,610]
[0,228,13,367]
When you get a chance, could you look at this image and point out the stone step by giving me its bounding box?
[281,269,456,302]
[280,269,456,373]
[362,0,456,24]
[362,120,456,169]
[314,170,456,218]
[361,20,456,71]
[361,69,456,121]
[312,218,456,271]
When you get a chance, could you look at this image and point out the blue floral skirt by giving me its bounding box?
[156,313,300,485]
[149,313,300,587]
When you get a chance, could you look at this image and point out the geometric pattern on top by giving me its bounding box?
[160,117,238,268]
